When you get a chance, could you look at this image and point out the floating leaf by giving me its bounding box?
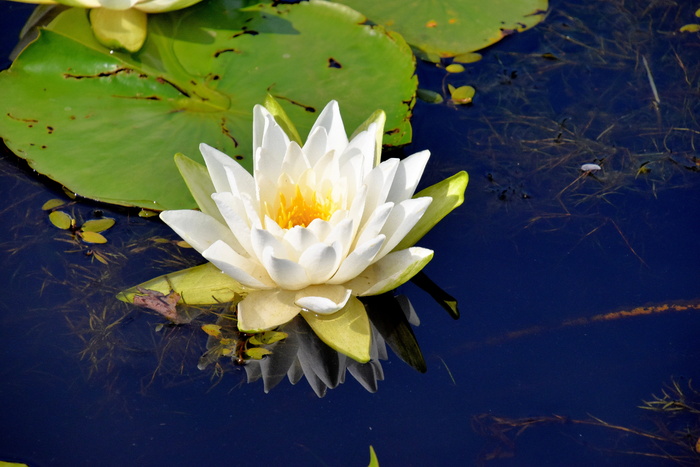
[0,0,417,210]
[49,210,73,230]
[201,324,222,338]
[448,84,475,104]
[416,88,444,104]
[133,287,182,322]
[333,0,548,60]
[138,209,159,218]
[81,218,115,232]
[79,230,108,244]
[680,24,700,33]
[42,198,66,210]
[453,52,482,64]
[445,64,465,73]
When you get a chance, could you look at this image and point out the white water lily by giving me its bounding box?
[160,100,438,360]
[119,99,468,362]
[11,0,203,51]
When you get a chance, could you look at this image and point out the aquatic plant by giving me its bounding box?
[120,98,468,393]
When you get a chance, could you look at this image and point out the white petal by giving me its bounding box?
[251,227,286,263]
[305,100,348,159]
[262,248,310,290]
[237,289,301,332]
[282,226,319,258]
[252,104,269,153]
[306,218,332,242]
[376,197,432,258]
[353,201,393,249]
[361,158,399,222]
[211,192,253,256]
[342,123,376,177]
[386,150,430,203]
[302,127,330,167]
[298,242,342,283]
[294,285,351,314]
[200,143,245,194]
[344,247,434,296]
[253,108,290,163]
[328,235,385,284]
[280,141,310,180]
[324,217,354,258]
[159,210,241,255]
[202,240,274,289]
[223,163,256,199]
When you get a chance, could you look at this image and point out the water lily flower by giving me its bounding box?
[9,0,203,52]
[120,98,468,363]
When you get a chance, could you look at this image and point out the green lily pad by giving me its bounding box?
[0,0,417,210]
[333,0,548,60]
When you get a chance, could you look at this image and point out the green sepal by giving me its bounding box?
[117,262,246,305]
[173,153,223,221]
[263,94,303,146]
[301,296,371,363]
[349,109,386,167]
[394,170,468,251]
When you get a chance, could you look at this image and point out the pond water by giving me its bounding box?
[1,1,699,466]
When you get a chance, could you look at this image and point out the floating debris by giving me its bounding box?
[580,163,602,173]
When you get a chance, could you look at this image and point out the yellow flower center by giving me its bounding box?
[276,185,335,228]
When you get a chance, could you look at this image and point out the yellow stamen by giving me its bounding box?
[276,185,335,228]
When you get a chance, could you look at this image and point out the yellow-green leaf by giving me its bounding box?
[302,297,371,363]
[81,218,115,233]
[79,231,108,244]
[448,84,475,104]
[138,209,159,218]
[117,263,246,305]
[445,63,465,73]
[42,198,65,211]
[680,24,700,33]
[453,52,482,64]
[49,210,73,230]
[201,324,222,338]
[394,171,469,250]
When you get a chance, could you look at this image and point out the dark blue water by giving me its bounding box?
[1,1,699,466]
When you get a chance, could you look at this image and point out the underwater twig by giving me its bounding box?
[642,55,660,105]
